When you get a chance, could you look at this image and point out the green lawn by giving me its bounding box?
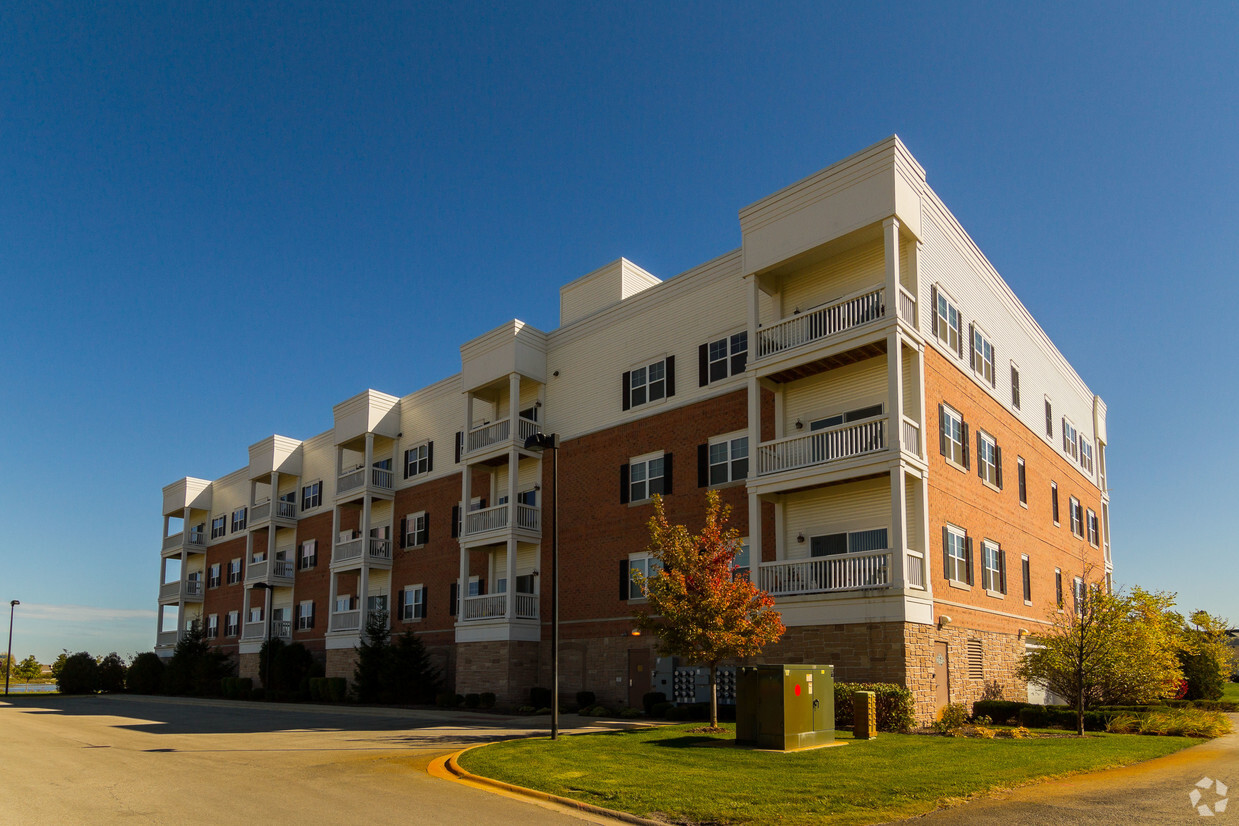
[460,725,1199,826]
[1223,681,1239,703]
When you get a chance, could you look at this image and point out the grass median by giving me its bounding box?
[458,723,1199,825]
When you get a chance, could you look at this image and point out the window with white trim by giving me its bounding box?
[809,403,884,430]
[248,606,262,624]
[809,528,888,556]
[1070,496,1083,537]
[1021,554,1031,604]
[298,539,317,570]
[939,404,968,469]
[206,614,219,639]
[401,585,426,621]
[977,430,1002,488]
[231,507,247,533]
[335,594,354,612]
[296,600,315,630]
[1086,508,1099,546]
[1044,398,1053,439]
[227,558,242,585]
[971,324,995,386]
[628,452,666,503]
[211,515,227,539]
[700,331,747,385]
[935,288,962,355]
[301,481,322,511]
[733,538,750,581]
[980,540,1005,595]
[706,434,748,486]
[944,525,971,585]
[1055,568,1063,608]
[1010,363,1021,409]
[208,563,221,589]
[1017,457,1027,505]
[626,553,662,600]
[404,512,429,547]
[626,357,669,409]
[225,610,240,637]
[1051,482,1060,525]
[1073,577,1085,615]
[1079,437,1094,474]
[404,442,431,478]
[1062,418,1079,461]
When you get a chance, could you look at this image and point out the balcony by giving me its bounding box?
[245,556,295,586]
[161,529,207,555]
[242,620,292,642]
[755,287,885,363]
[757,550,892,597]
[464,417,541,458]
[462,503,541,542]
[328,609,386,634]
[331,536,393,568]
[158,579,204,604]
[336,465,394,499]
[156,630,181,648]
[461,592,538,622]
[249,499,297,527]
[756,419,886,478]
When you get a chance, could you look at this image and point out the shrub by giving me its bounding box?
[576,691,596,707]
[464,693,481,709]
[933,703,968,734]
[480,692,496,709]
[127,653,165,694]
[97,652,127,693]
[833,682,916,733]
[163,624,233,696]
[326,678,347,703]
[435,691,457,708]
[1017,705,1107,731]
[529,686,552,708]
[1107,708,1232,738]
[651,701,674,718]
[643,691,667,715]
[971,700,1033,724]
[1180,648,1226,701]
[57,652,99,695]
[620,707,642,718]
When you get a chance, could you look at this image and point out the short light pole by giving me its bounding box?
[5,600,19,696]
[250,582,274,691]
[524,432,559,740]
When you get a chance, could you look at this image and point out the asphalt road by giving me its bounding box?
[0,694,624,825]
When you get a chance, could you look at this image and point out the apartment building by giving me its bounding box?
[155,137,1110,722]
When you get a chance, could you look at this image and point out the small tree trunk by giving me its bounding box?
[1077,686,1085,736]
[709,664,718,728]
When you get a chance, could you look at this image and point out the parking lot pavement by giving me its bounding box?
[0,694,631,825]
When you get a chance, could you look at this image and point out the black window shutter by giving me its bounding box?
[968,323,975,369]
[977,432,984,478]
[942,526,950,579]
[698,343,709,387]
[427,440,434,472]
[961,422,970,469]
[478,578,486,596]
[665,355,675,397]
[964,536,974,586]
[619,463,629,504]
[938,404,947,456]
[697,444,709,487]
[455,431,463,464]
[403,448,410,479]
[995,446,1003,488]
[308,603,315,628]
[619,560,630,600]
[732,348,746,376]
[998,550,1007,594]
[423,515,430,544]
[419,589,428,619]
[451,505,460,538]
[399,517,407,549]
[621,371,631,411]
[395,590,404,619]
[449,583,458,616]
[930,285,938,336]
[662,452,673,494]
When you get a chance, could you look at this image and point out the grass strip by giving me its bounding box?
[459,724,1198,825]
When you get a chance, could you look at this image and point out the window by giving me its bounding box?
[367,594,388,614]
[1086,508,1099,546]
[231,507,247,532]
[1010,363,1021,409]
[970,324,995,386]
[249,606,263,624]
[296,601,315,630]
[298,540,317,570]
[207,563,221,589]
[976,430,1002,488]
[211,515,227,539]
[519,405,539,422]
[809,404,884,430]
[403,512,429,548]
[1102,502,1111,561]
[938,404,969,469]
[227,558,242,585]
[517,489,537,507]
[702,434,748,486]
[1044,398,1053,439]
[1073,577,1085,615]
[624,553,662,600]
[980,540,1006,595]
[1070,496,1082,537]
[404,442,431,478]
[336,594,354,613]
[1055,568,1064,608]
[934,287,962,355]
[301,481,322,511]
[206,614,219,639]
[401,586,427,621]
[967,639,983,680]
[810,528,888,557]
[699,332,747,385]
[943,525,971,585]
[1079,438,1094,474]
[624,356,674,409]
[1021,555,1031,604]
[1017,457,1027,505]
[623,452,669,503]
[1051,482,1060,525]
[733,539,751,581]
[1061,418,1078,461]
[225,611,239,637]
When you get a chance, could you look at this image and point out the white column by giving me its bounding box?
[888,329,904,453]
[890,466,908,590]
[328,507,340,630]
[748,492,762,567]
[363,433,374,484]
[504,448,519,620]
[509,372,521,432]
[747,275,760,358]
[883,216,900,319]
[909,240,922,329]
[913,342,926,456]
[919,469,933,598]
[359,493,371,631]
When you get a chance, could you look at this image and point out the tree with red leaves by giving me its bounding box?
[632,491,785,729]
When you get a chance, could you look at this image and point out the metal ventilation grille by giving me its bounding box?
[967,639,984,679]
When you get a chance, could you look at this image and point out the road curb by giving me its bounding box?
[442,744,667,826]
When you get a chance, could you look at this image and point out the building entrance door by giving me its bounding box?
[628,649,651,709]
[934,642,950,715]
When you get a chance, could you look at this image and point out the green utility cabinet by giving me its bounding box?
[735,664,834,750]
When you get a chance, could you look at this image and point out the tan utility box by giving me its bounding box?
[735,664,834,750]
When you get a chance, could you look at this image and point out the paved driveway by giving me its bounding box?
[0,694,623,825]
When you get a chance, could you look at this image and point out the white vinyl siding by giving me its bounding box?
[782,358,886,434]
[397,374,468,486]
[782,478,889,561]
[779,240,885,319]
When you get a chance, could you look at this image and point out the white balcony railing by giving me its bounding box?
[515,503,540,532]
[162,529,207,552]
[184,579,203,598]
[514,593,538,619]
[758,551,892,596]
[337,465,394,496]
[250,501,271,522]
[755,287,884,360]
[273,559,294,579]
[330,610,360,632]
[187,529,206,547]
[272,620,292,640]
[158,581,180,600]
[466,504,508,535]
[898,285,917,330]
[461,593,538,621]
[466,417,541,454]
[756,419,885,476]
[368,537,392,562]
[161,533,182,552]
[247,558,269,581]
[334,537,363,563]
[901,416,922,458]
[156,630,179,647]
[908,552,926,589]
[241,621,266,641]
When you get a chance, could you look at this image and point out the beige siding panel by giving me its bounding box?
[899,237,914,291]
[494,458,541,499]
[782,478,890,561]
[367,569,390,598]
[370,500,393,534]
[904,475,922,553]
[516,542,537,572]
[298,433,335,505]
[779,240,884,317]
[782,358,886,430]
[902,354,916,418]
[396,376,466,490]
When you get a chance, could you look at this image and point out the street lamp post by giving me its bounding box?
[250,582,274,690]
[5,600,19,696]
[524,432,559,741]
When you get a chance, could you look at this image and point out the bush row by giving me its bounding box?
[973,698,1239,727]
[833,682,916,733]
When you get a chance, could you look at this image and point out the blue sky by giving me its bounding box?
[1,2,1235,661]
